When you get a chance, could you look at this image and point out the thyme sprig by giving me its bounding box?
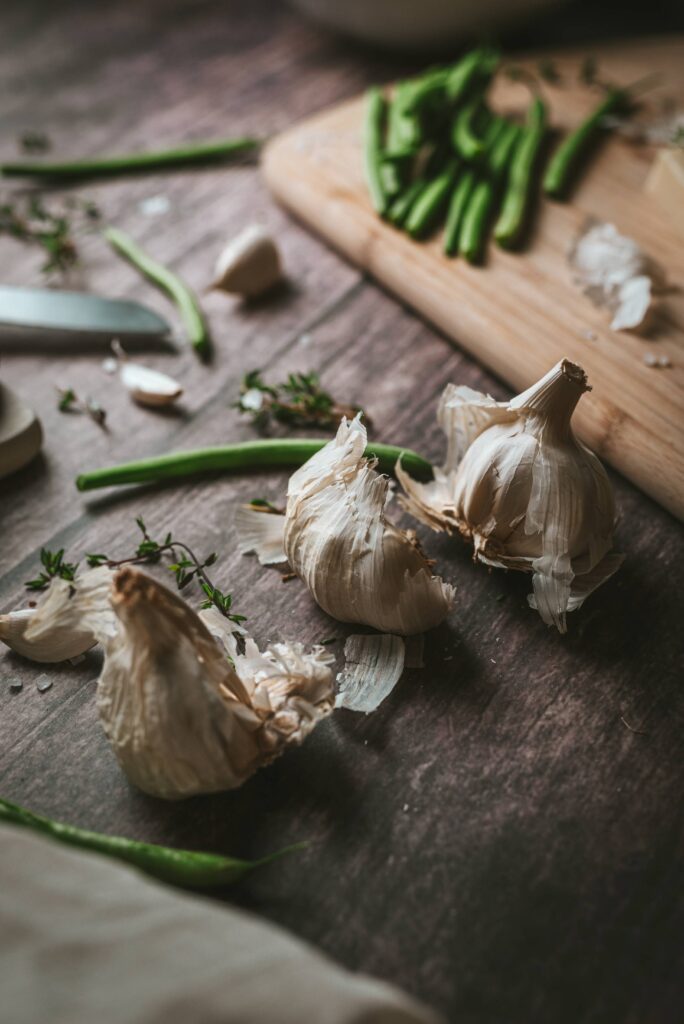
[236,369,368,431]
[27,518,245,624]
[0,196,78,275]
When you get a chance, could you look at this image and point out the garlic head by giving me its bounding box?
[398,360,623,633]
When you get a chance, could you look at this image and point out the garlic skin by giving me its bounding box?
[0,607,96,663]
[397,360,623,633]
[112,341,183,408]
[210,225,282,298]
[282,417,454,635]
[26,567,334,800]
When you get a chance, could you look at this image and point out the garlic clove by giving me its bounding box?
[0,606,96,663]
[398,360,621,633]
[209,224,282,299]
[234,504,286,565]
[282,417,454,635]
[112,341,183,408]
[335,634,405,714]
[610,275,652,332]
[26,566,334,800]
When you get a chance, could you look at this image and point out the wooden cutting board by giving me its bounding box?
[263,38,684,521]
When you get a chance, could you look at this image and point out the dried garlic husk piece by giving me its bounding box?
[25,566,334,799]
[397,360,623,634]
[570,222,662,331]
[282,418,454,635]
[209,225,282,298]
[234,502,286,565]
[0,606,96,663]
[112,341,183,407]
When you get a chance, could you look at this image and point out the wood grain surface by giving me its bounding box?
[1,3,683,1023]
[263,38,684,520]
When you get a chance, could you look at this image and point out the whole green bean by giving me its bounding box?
[104,227,210,359]
[0,138,259,180]
[0,797,299,889]
[444,170,476,256]
[75,439,432,492]
[387,179,427,227]
[459,123,521,263]
[543,87,627,199]
[406,159,459,239]
[364,87,389,216]
[451,98,488,160]
[495,97,547,248]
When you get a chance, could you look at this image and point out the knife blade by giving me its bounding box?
[0,285,171,344]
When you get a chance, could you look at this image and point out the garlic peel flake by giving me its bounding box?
[283,417,455,636]
[335,633,405,714]
[398,360,622,634]
[234,504,286,565]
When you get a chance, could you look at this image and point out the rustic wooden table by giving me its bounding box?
[1,2,682,1022]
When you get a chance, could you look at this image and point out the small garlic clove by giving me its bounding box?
[209,225,282,298]
[335,634,405,714]
[119,361,183,407]
[0,606,96,663]
[234,504,286,565]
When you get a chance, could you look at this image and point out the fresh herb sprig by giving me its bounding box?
[82,517,244,624]
[25,548,79,591]
[0,196,78,275]
[236,369,368,431]
[56,386,107,429]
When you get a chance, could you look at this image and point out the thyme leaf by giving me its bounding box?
[236,369,368,431]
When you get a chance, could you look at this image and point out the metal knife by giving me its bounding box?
[0,285,172,346]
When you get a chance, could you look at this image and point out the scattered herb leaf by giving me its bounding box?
[0,196,78,275]
[19,131,51,154]
[56,387,107,429]
[25,548,79,591]
[236,369,368,431]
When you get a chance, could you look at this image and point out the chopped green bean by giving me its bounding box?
[364,87,390,216]
[406,159,459,239]
[543,87,627,199]
[451,98,489,160]
[444,170,476,256]
[104,227,210,360]
[75,439,432,492]
[0,797,299,889]
[459,123,522,263]
[387,180,427,227]
[495,97,547,248]
[0,138,259,180]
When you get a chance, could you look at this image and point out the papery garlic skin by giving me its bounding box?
[26,567,334,800]
[398,360,623,634]
[282,417,454,635]
[0,606,96,663]
[210,225,281,298]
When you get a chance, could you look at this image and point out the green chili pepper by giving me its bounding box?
[364,87,390,216]
[0,138,259,180]
[387,179,428,227]
[406,159,459,239]
[104,227,210,360]
[75,438,432,492]
[444,170,477,256]
[543,87,627,199]
[451,98,489,161]
[494,97,547,248]
[458,123,522,264]
[0,797,300,889]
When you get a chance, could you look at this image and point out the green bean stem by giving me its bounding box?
[494,97,547,248]
[543,87,626,200]
[0,138,258,180]
[75,439,432,492]
[406,159,459,239]
[459,124,522,264]
[104,227,210,360]
[364,87,389,216]
[444,170,477,256]
[0,797,299,889]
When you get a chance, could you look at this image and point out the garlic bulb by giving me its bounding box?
[0,606,96,663]
[112,341,183,408]
[397,360,623,633]
[255,417,453,635]
[25,567,334,799]
[209,225,282,299]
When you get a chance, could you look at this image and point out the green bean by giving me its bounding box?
[446,48,497,104]
[104,227,210,360]
[543,87,627,199]
[0,138,259,180]
[364,87,389,216]
[0,797,300,889]
[75,439,432,492]
[387,179,427,227]
[451,98,488,161]
[444,170,476,256]
[459,123,522,264]
[379,159,404,198]
[406,159,459,239]
[495,97,547,248]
